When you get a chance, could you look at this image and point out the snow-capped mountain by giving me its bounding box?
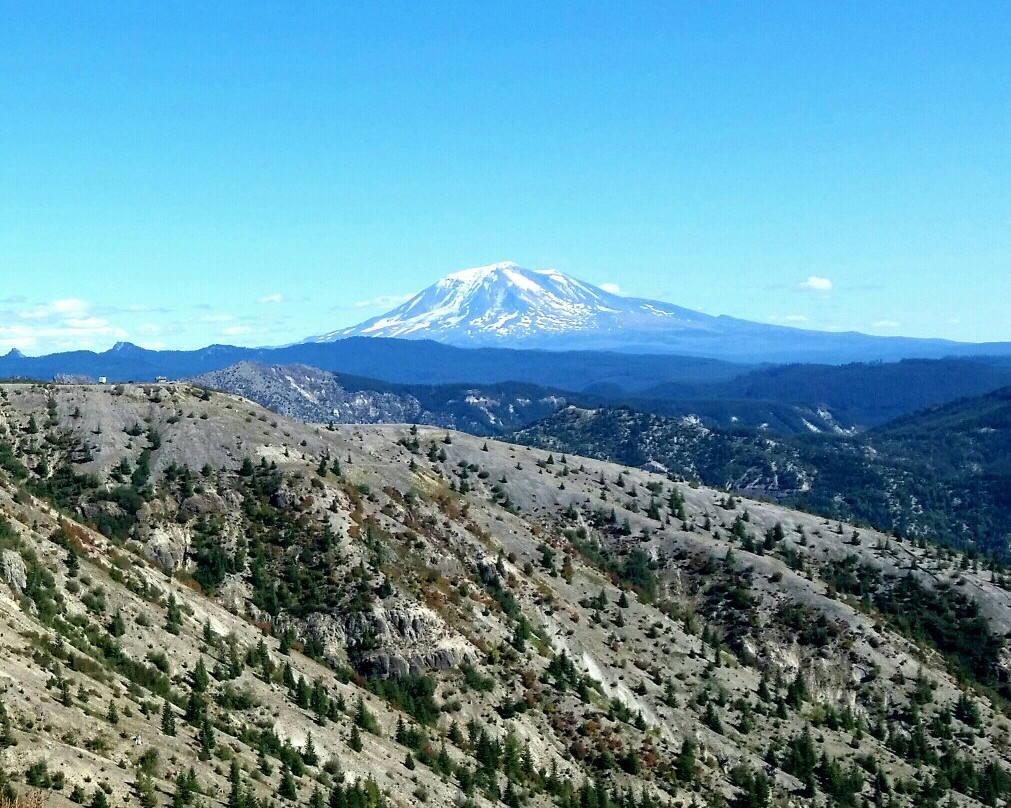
[313,261,718,348]
[308,261,990,362]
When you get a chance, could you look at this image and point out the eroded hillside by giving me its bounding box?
[0,382,1010,808]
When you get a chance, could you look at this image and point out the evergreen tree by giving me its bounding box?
[172,768,197,808]
[295,676,310,708]
[354,696,379,734]
[191,657,210,692]
[704,702,723,734]
[227,760,244,808]
[165,594,182,634]
[955,691,982,727]
[198,716,215,760]
[675,739,696,783]
[185,688,205,724]
[59,676,73,707]
[279,763,297,800]
[161,699,176,736]
[786,672,807,708]
[731,770,770,808]
[136,773,158,808]
[303,733,319,766]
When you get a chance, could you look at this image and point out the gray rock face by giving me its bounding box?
[140,519,192,573]
[301,613,349,665]
[146,534,186,572]
[1,549,27,594]
[304,598,472,677]
[217,574,251,615]
[80,500,125,523]
[363,647,463,678]
[181,491,229,515]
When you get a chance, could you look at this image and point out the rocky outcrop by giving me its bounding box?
[217,574,252,615]
[139,489,241,573]
[304,598,473,677]
[144,524,189,572]
[178,488,242,515]
[1,549,26,594]
[79,500,125,523]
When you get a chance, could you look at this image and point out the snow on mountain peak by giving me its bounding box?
[310,261,714,348]
[443,261,521,282]
[439,262,583,296]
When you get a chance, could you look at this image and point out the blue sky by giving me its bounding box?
[2,2,1008,353]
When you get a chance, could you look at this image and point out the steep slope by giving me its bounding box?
[310,262,1011,363]
[1,383,1011,808]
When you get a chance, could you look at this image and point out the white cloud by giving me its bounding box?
[201,314,234,323]
[64,317,109,329]
[0,325,39,351]
[799,276,833,291]
[599,282,623,295]
[352,292,417,310]
[221,325,253,336]
[20,298,90,320]
[873,319,900,329]
[0,319,128,353]
[1,298,131,352]
[258,293,284,304]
